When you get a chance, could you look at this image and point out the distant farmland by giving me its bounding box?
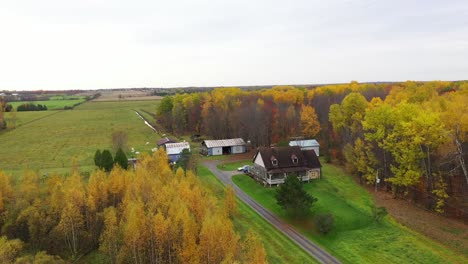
[9,97,87,110]
[1,100,160,176]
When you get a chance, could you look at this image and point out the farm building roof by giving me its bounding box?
[253,146,321,171]
[202,138,246,148]
[165,142,190,155]
[289,139,320,147]
[157,137,176,146]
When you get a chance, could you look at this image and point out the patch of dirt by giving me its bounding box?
[372,189,468,256]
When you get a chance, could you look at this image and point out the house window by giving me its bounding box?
[271,156,278,166]
[291,155,298,164]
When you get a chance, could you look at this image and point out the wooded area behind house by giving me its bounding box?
[157,81,468,218]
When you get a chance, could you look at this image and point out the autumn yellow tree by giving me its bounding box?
[0,236,23,264]
[300,105,321,138]
[100,206,121,264]
[224,185,237,218]
[0,171,14,226]
[242,230,268,264]
[199,213,240,264]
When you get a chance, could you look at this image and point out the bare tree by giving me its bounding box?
[112,131,128,152]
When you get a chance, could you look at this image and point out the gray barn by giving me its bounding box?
[201,138,246,156]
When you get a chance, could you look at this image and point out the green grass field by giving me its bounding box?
[197,165,318,264]
[231,162,467,264]
[0,100,160,177]
[9,98,87,110]
[217,160,253,171]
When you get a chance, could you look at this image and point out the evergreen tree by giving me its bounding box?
[114,148,128,170]
[101,150,114,172]
[94,150,102,169]
[275,175,317,218]
[175,148,191,171]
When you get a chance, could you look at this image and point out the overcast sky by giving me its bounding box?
[1,0,467,90]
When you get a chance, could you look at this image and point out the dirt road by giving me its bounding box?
[203,160,341,264]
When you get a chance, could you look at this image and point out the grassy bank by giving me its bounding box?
[231,162,466,264]
[197,165,318,264]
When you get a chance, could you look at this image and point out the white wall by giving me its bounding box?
[232,145,245,154]
[212,147,222,156]
[254,152,265,168]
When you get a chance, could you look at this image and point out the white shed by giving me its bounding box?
[165,142,190,163]
[289,139,320,156]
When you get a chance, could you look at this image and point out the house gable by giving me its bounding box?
[253,152,265,168]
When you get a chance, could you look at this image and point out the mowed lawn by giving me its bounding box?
[197,165,318,264]
[232,162,467,264]
[217,160,254,171]
[0,100,160,177]
[9,98,87,110]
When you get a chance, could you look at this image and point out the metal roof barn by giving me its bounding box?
[201,138,246,156]
[165,142,190,155]
[203,138,246,148]
[289,139,320,156]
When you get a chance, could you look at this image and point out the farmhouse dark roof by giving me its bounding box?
[157,137,175,146]
[253,146,321,171]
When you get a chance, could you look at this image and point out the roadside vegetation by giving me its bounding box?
[231,160,466,263]
[197,165,318,264]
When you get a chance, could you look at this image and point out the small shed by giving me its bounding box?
[201,138,246,156]
[289,139,320,156]
[165,142,190,163]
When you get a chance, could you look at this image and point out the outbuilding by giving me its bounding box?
[289,139,320,156]
[165,142,190,163]
[201,138,246,156]
[157,137,176,147]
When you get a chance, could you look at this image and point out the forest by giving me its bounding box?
[0,150,266,263]
[157,81,468,217]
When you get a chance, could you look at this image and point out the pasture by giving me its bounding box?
[8,97,87,110]
[0,100,160,177]
[231,161,467,264]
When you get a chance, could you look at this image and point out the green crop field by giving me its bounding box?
[9,98,87,110]
[231,161,467,264]
[0,100,160,177]
[197,165,318,264]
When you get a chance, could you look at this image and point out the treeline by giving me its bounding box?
[16,103,48,111]
[0,150,267,263]
[157,86,323,146]
[157,83,390,147]
[329,81,468,214]
[0,97,8,129]
[156,81,467,214]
